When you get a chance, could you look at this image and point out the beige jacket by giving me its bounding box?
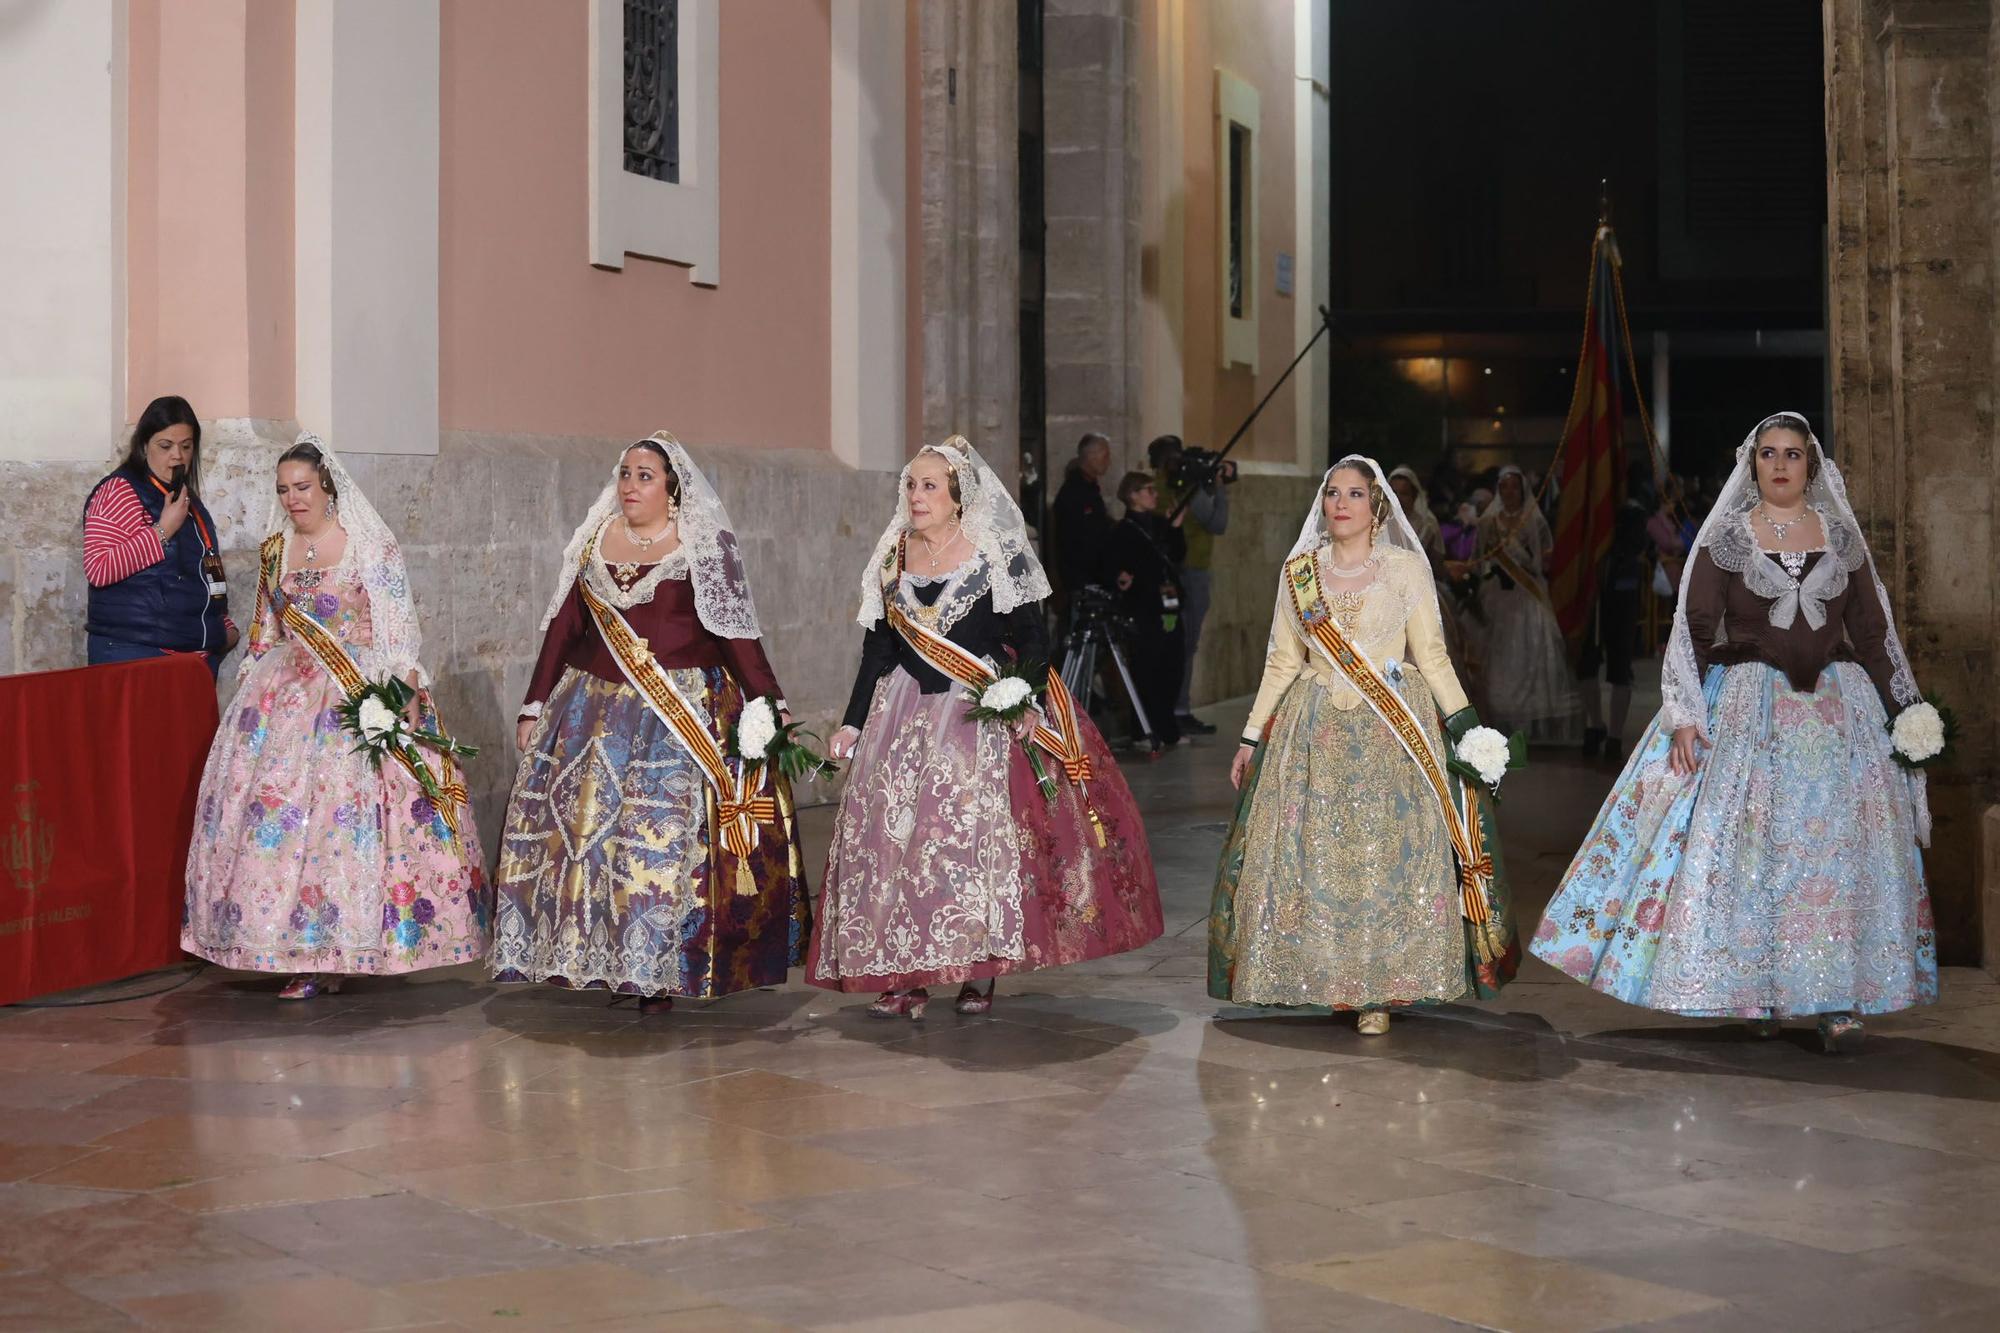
[1241,545,1470,743]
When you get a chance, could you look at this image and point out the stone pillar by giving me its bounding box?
[918,1,1019,487]
[1824,0,1997,964]
[1042,0,1144,471]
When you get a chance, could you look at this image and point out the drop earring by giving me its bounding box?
[325,500,336,519]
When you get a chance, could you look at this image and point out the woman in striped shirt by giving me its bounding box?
[82,396,237,672]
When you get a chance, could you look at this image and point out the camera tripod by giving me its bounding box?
[1057,591,1156,748]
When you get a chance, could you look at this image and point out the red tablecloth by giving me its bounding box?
[0,654,217,1005]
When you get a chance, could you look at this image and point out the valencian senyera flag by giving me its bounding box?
[1546,223,1658,660]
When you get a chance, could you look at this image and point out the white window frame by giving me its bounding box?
[1215,66,1259,371]
[588,0,719,284]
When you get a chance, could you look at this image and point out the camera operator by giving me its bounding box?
[1103,472,1186,753]
[1051,432,1115,598]
[1148,435,1234,735]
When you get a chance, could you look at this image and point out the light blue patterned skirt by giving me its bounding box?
[1531,661,1935,1018]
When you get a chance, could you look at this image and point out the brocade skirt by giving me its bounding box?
[807,667,1162,991]
[1209,671,1518,1009]
[490,665,809,999]
[1532,662,1935,1018]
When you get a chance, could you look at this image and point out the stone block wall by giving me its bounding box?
[1824,0,1998,964]
[3,423,898,862]
[1043,0,1144,466]
[1182,471,1322,712]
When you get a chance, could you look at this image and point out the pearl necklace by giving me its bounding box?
[624,518,673,551]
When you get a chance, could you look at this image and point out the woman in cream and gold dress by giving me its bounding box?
[1209,455,1519,1034]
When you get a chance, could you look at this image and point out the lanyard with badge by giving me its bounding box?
[151,472,229,601]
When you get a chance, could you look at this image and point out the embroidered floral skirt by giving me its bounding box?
[1532,662,1935,1018]
[807,667,1161,992]
[183,643,489,974]
[1209,671,1513,1009]
[490,666,808,999]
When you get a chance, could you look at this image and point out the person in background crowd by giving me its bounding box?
[1104,471,1186,754]
[1149,435,1232,736]
[1441,491,1487,562]
[1051,432,1115,598]
[1649,475,1690,588]
[82,395,237,672]
[1473,467,1584,745]
[1578,484,1657,762]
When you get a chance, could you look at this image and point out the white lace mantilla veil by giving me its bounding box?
[255,432,427,686]
[855,434,1052,628]
[1283,453,1448,638]
[537,431,763,640]
[1386,464,1441,550]
[1660,410,1929,842]
[1479,464,1551,553]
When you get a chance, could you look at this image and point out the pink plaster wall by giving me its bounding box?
[125,0,294,424]
[440,0,834,448]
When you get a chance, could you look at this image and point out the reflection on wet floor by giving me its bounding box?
[1,695,1996,1331]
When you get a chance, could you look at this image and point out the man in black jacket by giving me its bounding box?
[1102,471,1186,752]
[1051,432,1114,596]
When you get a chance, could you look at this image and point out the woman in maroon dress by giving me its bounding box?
[490,433,808,1012]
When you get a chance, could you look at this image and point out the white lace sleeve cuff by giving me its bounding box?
[518,701,544,720]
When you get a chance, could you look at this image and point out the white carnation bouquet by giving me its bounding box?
[727,694,837,781]
[334,676,479,805]
[963,660,1058,801]
[1888,696,1954,770]
[1448,723,1524,800]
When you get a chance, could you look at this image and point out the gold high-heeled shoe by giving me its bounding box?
[1357,1011,1390,1036]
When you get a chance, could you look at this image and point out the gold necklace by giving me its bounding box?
[918,525,963,571]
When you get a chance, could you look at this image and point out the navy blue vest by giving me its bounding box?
[84,467,229,654]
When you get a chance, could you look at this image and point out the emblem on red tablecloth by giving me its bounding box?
[4,782,55,897]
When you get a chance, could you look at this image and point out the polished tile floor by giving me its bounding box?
[4,698,1998,1331]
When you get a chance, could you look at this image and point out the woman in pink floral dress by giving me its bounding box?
[183,435,488,998]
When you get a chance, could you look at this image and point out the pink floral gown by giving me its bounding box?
[183,549,488,974]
